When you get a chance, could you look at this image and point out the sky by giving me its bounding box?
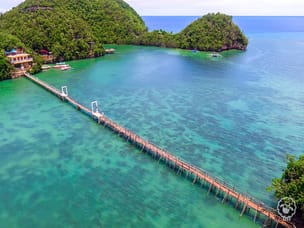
[1,0,303,16]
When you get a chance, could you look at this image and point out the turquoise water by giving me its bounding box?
[1,32,304,227]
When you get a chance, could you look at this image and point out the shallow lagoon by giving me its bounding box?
[1,32,304,227]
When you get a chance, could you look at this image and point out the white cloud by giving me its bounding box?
[124,0,304,16]
[1,0,25,12]
[1,0,304,16]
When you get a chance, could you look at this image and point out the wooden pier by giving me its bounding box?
[24,73,294,228]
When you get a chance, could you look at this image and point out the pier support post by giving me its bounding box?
[186,171,190,179]
[207,182,213,195]
[240,202,247,217]
[172,162,176,169]
[177,167,181,175]
[275,221,279,228]
[253,208,258,223]
[141,144,145,152]
[215,187,220,197]
[200,179,204,188]
[158,156,162,163]
[262,218,270,228]
[247,207,251,214]
[235,194,241,209]
[222,191,228,203]
[192,175,197,184]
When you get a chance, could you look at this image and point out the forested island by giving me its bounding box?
[0,0,248,80]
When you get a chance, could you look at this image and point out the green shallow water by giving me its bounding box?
[1,33,304,227]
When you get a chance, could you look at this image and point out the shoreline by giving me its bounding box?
[1,44,243,82]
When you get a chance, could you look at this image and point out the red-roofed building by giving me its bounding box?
[39,49,54,63]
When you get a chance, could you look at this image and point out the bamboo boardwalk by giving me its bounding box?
[24,73,294,228]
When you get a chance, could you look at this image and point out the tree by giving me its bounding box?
[0,55,13,80]
[268,155,304,218]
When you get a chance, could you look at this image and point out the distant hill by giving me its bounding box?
[178,13,248,51]
[138,13,248,52]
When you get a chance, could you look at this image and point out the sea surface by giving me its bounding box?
[1,17,304,227]
[142,16,304,34]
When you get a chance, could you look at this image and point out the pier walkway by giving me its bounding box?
[24,73,294,228]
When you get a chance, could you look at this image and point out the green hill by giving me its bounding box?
[0,0,147,60]
[65,0,147,44]
[139,13,248,51]
[178,13,248,51]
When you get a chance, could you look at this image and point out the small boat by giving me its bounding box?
[41,65,51,70]
[105,48,115,54]
[61,65,71,71]
[53,65,64,69]
[211,52,221,58]
[53,64,70,69]
[53,62,66,68]
[56,62,66,65]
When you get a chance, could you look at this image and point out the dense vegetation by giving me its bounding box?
[66,0,147,44]
[177,13,248,51]
[0,0,147,61]
[0,0,248,80]
[0,31,41,80]
[0,32,22,80]
[268,155,304,219]
[0,0,106,60]
[138,30,178,48]
[0,55,13,81]
[137,13,248,51]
